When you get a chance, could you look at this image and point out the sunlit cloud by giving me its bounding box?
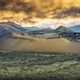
[0,0,80,24]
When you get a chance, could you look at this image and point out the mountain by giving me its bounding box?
[27,23,56,34]
[0,21,56,35]
[0,26,10,38]
[70,25,80,33]
[0,22,35,38]
[56,26,72,33]
[0,22,41,33]
[1,21,80,39]
[0,22,58,40]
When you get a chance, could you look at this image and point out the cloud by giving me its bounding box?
[55,7,80,18]
[0,0,80,24]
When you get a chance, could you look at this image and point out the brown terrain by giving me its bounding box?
[0,37,80,53]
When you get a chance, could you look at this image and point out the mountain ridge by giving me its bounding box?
[0,21,80,38]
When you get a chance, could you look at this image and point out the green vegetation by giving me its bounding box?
[0,52,80,80]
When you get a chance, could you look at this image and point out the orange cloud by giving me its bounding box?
[0,0,80,23]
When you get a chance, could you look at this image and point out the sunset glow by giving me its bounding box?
[0,0,80,24]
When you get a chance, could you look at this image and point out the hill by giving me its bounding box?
[70,24,80,33]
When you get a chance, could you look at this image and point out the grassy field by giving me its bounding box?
[0,52,80,80]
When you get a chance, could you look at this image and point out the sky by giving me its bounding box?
[0,0,80,25]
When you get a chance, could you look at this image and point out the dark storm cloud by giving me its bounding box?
[54,7,80,18]
[0,0,46,18]
[0,0,35,13]
[0,0,80,18]
[0,0,10,8]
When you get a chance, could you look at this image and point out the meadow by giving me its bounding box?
[0,51,80,80]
